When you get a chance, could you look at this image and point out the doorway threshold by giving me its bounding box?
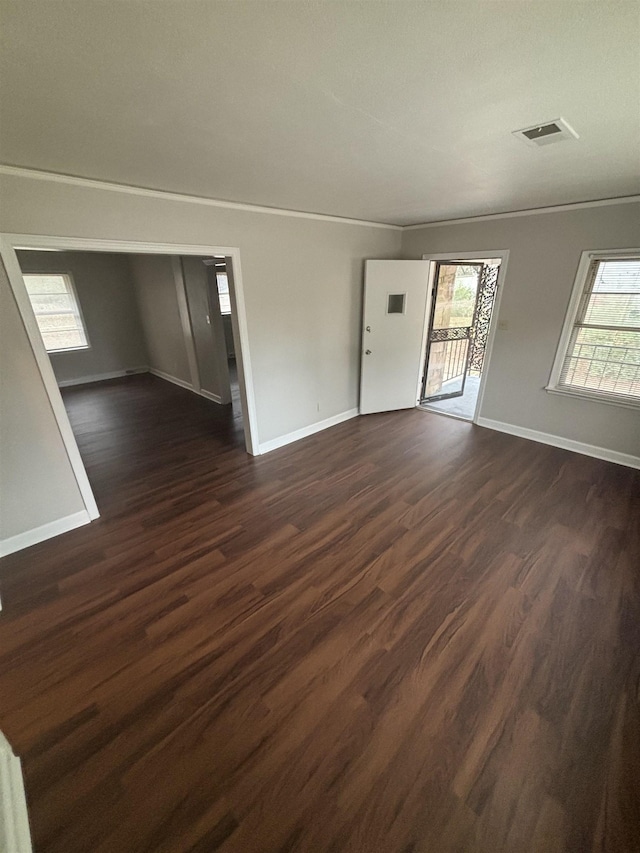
[420,375,480,421]
[417,405,472,423]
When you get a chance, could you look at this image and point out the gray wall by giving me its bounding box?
[222,314,235,359]
[180,255,230,402]
[16,250,148,385]
[130,254,192,383]
[0,171,400,445]
[0,259,85,544]
[402,201,640,457]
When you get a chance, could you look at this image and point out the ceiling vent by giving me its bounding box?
[513,118,579,147]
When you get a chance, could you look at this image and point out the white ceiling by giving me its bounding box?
[1,1,639,225]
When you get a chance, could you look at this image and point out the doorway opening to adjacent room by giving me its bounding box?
[419,258,502,421]
[0,235,259,526]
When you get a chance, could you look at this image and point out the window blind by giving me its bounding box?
[559,257,640,401]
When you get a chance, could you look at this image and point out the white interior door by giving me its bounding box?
[360,260,431,414]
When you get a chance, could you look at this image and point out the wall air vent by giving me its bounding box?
[513,117,579,147]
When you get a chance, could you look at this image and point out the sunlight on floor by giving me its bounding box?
[421,375,480,420]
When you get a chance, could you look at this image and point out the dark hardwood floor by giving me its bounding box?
[1,374,639,853]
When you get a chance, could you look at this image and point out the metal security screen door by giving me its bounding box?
[421,262,484,403]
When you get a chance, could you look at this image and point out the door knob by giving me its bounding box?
[365,349,372,355]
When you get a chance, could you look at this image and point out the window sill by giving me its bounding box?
[545,385,640,411]
[47,345,91,354]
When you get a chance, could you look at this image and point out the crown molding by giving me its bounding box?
[1,164,637,231]
[0,164,401,231]
[402,194,640,230]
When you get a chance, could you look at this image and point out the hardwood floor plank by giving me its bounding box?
[0,374,638,852]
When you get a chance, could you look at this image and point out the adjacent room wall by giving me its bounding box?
[222,314,235,359]
[402,201,640,459]
[130,254,192,385]
[0,259,86,552]
[16,250,148,385]
[180,255,231,403]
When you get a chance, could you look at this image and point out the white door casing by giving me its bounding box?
[0,235,260,529]
[359,260,431,415]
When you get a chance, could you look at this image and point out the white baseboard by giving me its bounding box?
[56,366,227,405]
[148,367,193,391]
[0,510,92,558]
[476,417,640,470]
[259,408,359,454]
[0,732,32,852]
[57,367,148,387]
[57,365,226,405]
[196,388,224,405]
[148,368,225,404]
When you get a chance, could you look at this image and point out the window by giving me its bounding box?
[548,252,640,406]
[216,273,231,315]
[387,293,406,314]
[23,273,89,352]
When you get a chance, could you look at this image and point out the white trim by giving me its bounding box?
[59,366,225,401]
[420,251,510,423]
[148,368,224,404]
[0,731,33,853]
[0,238,100,521]
[545,385,640,411]
[259,408,359,455]
[7,234,243,257]
[22,269,91,353]
[1,165,636,232]
[1,234,260,457]
[196,388,223,405]
[419,250,510,261]
[223,251,259,454]
[0,165,401,231]
[0,510,91,558]
[147,367,194,392]
[57,367,148,387]
[403,195,640,230]
[547,248,640,407]
[476,417,640,470]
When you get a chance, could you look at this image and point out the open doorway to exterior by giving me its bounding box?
[419,258,502,421]
[358,254,507,419]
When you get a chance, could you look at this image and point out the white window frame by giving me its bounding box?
[547,248,640,410]
[216,271,232,315]
[23,271,90,353]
